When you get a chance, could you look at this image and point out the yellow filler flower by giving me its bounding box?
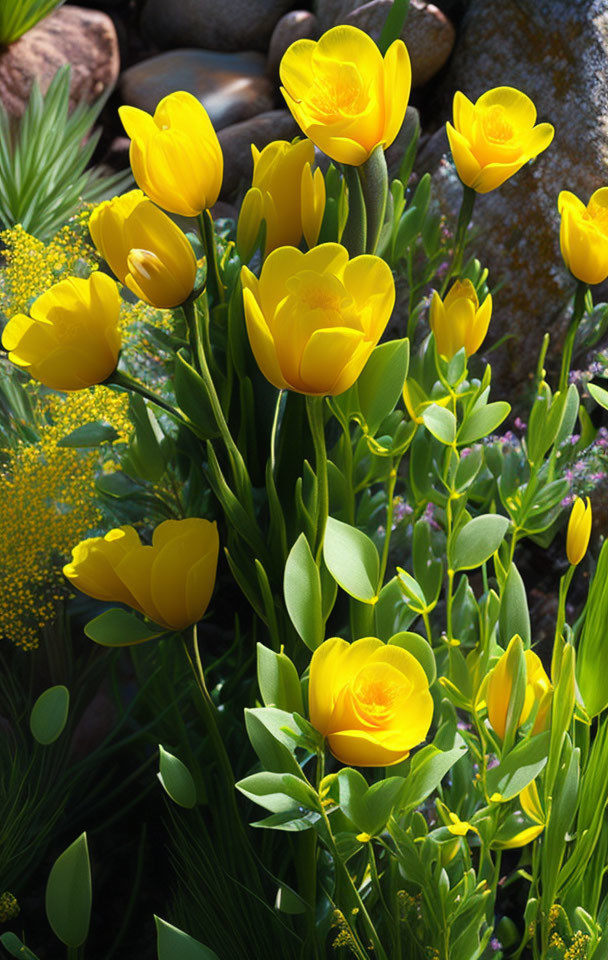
[2,273,121,392]
[486,636,551,741]
[237,139,325,260]
[430,279,492,359]
[64,518,220,634]
[566,496,592,565]
[241,243,394,395]
[309,636,433,766]
[446,86,554,193]
[280,25,411,166]
[119,91,223,217]
[558,189,608,285]
[89,190,197,309]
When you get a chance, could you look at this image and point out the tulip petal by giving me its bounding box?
[299,325,365,394]
[520,122,554,160]
[279,39,317,101]
[475,86,537,130]
[382,40,411,150]
[115,546,165,628]
[473,158,527,193]
[119,105,156,141]
[446,123,481,188]
[309,637,350,734]
[342,255,395,339]
[242,286,289,390]
[328,729,409,767]
[452,90,475,139]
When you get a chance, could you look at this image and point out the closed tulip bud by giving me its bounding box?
[309,636,433,766]
[486,636,551,741]
[446,87,554,194]
[280,25,411,167]
[2,273,121,391]
[236,139,325,261]
[566,496,592,565]
[430,280,492,359]
[559,189,608,285]
[241,243,394,395]
[89,190,197,309]
[119,91,223,217]
[64,518,219,633]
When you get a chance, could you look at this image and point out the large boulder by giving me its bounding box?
[218,109,300,199]
[0,6,119,117]
[141,0,294,53]
[267,11,320,80]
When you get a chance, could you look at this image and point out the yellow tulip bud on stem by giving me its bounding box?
[552,497,592,678]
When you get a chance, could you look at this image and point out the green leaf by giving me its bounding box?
[458,401,510,444]
[499,562,531,648]
[486,732,550,801]
[0,933,41,959]
[244,708,304,778]
[123,393,167,483]
[236,771,320,814]
[57,421,119,448]
[45,833,91,947]
[323,516,379,602]
[357,339,409,435]
[84,608,167,647]
[577,542,608,716]
[155,916,220,960]
[337,768,405,836]
[173,351,219,439]
[378,0,410,54]
[30,685,69,745]
[284,534,323,650]
[400,738,467,810]
[588,381,608,412]
[158,746,197,809]
[389,632,436,684]
[422,404,456,445]
[257,644,304,714]
[451,515,510,571]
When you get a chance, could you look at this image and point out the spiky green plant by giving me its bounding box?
[0,65,131,240]
[0,0,66,46]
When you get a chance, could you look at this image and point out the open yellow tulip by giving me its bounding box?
[241,243,394,396]
[280,25,411,166]
[559,189,608,285]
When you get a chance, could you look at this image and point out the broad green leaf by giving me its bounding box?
[84,608,167,647]
[389,632,436,684]
[400,738,467,810]
[587,381,608,411]
[0,933,40,959]
[486,732,550,802]
[451,515,510,571]
[422,404,456,445]
[357,339,409,435]
[57,422,119,447]
[30,685,69,746]
[123,394,166,483]
[244,708,303,778]
[458,401,510,444]
[499,563,531,648]
[173,351,219,439]
[158,746,197,809]
[236,771,319,814]
[323,516,379,602]
[284,534,323,650]
[155,916,220,960]
[257,644,304,714]
[45,833,91,947]
[577,542,608,717]
[378,0,410,54]
[337,768,405,836]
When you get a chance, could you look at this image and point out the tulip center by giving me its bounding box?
[586,199,608,237]
[353,664,410,724]
[482,105,514,143]
[308,62,368,119]
[286,272,352,324]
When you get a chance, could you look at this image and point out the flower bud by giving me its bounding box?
[566,496,592,566]
[430,280,492,360]
[559,189,608,285]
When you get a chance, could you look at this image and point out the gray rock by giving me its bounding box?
[218,109,300,199]
[141,0,294,53]
[267,11,320,80]
[385,105,420,179]
[120,50,275,132]
[0,5,119,118]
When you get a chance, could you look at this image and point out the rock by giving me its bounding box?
[315,0,456,86]
[427,0,608,392]
[141,0,294,53]
[385,105,420,179]
[120,50,275,132]
[218,109,300,199]
[267,11,320,80]
[0,6,119,118]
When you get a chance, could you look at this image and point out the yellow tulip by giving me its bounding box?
[280,25,411,166]
[64,518,219,633]
[493,780,545,849]
[429,280,492,359]
[119,91,223,217]
[486,636,551,741]
[2,273,121,392]
[309,636,433,767]
[241,243,394,395]
[566,496,592,565]
[446,87,554,194]
[558,189,608,285]
[237,139,325,260]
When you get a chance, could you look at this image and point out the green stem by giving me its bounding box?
[341,418,355,525]
[107,369,203,438]
[199,209,225,305]
[551,564,575,681]
[358,145,388,255]
[342,164,367,257]
[558,280,588,394]
[440,185,476,296]
[379,461,398,586]
[306,395,329,562]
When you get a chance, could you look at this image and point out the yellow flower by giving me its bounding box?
[237,139,325,260]
[486,636,551,741]
[429,280,492,359]
[241,243,394,395]
[2,273,121,391]
[64,519,219,633]
[308,636,433,767]
[89,190,197,309]
[446,87,554,193]
[559,189,608,285]
[494,780,545,849]
[119,91,223,217]
[446,812,478,837]
[280,25,411,166]
[566,496,592,565]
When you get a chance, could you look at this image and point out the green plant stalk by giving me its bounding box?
[306,395,329,562]
[551,564,575,681]
[440,185,476,296]
[342,164,368,257]
[379,461,398,586]
[107,369,203,437]
[358,145,389,255]
[199,210,225,305]
[558,281,588,394]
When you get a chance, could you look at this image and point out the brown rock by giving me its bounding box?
[0,6,119,118]
[218,109,300,199]
[267,11,320,80]
[120,50,275,132]
[141,0,294,53]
